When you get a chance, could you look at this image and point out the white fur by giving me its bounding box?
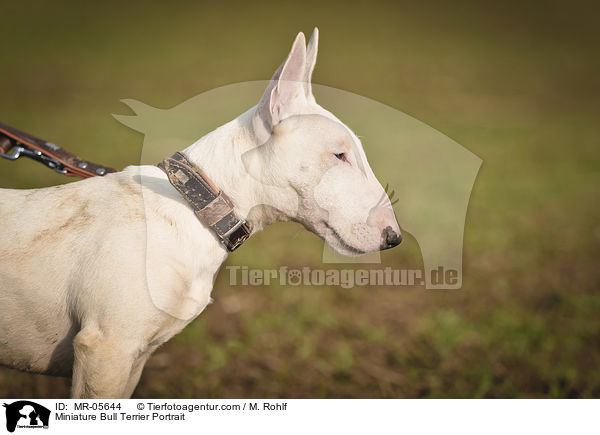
[0,29,400,398]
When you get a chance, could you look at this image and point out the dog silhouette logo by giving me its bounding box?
[2,401,50,432]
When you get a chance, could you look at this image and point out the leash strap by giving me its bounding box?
[158,152,251,252]
[0,122,249,251]
[0,121,117,178]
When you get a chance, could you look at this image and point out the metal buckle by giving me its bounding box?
[0,144,25,160]
[0,143,68,174]
[221,220,251,252]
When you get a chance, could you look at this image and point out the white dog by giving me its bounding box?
[0,29,401,398]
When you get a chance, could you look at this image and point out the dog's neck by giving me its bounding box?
[182,107,294,234]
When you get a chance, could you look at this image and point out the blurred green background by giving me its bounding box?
[1,0,598,398]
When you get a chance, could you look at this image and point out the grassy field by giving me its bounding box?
[0,0,598,398]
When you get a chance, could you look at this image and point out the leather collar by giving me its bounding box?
[158,152,251,252]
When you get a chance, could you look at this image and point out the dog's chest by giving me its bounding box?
[143,199,228,321]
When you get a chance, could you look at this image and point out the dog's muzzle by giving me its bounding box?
[381,226,402,250]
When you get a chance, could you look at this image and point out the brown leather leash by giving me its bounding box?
[0,121,251,252]
[0,121,116,178]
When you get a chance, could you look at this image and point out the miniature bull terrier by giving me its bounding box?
[0,28,401,398]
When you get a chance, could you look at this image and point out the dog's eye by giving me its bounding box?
[334,153,348,163]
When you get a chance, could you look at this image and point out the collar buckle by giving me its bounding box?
[221,220,251,251]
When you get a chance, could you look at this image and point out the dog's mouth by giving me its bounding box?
[323,221,365,255]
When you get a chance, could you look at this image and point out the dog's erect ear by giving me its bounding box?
[304,27,319,100]
[270,32,307,125]
[253,32,308,143]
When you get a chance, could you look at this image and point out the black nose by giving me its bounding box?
[381,226,402,250]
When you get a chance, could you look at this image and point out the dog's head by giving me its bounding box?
[246,29,401,255]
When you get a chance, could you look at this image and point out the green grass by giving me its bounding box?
[0,0,598,398]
